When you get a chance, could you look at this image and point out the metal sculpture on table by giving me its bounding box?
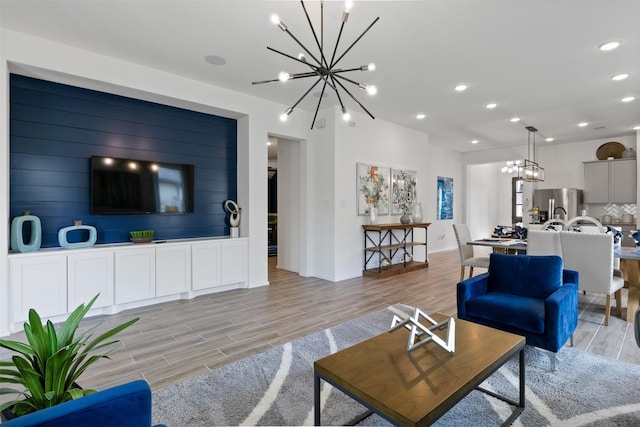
[390,308,455,353]
[224,199,241,237]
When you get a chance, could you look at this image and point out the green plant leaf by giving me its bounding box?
[0,339,34,357]
[68,388,84,400]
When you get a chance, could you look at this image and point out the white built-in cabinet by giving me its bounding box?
[115,246,156,304]
[192,241,221,290]
[68,250,114,309]
[8,237,248,331]
[584,159,637,204]
[10,253,67,322]
[155,244,191,297]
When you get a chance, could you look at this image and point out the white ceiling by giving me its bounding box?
[2,0,639,153]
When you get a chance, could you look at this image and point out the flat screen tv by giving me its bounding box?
[91,156,195,214]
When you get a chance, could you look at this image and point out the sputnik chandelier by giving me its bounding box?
[252,1,379,129]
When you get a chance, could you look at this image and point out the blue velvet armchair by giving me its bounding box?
[2,380,166,427]
[457,253,579,369]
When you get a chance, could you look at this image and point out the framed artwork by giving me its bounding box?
[391,168,417,214]
[356,163,390,215]
[437,176,454,220]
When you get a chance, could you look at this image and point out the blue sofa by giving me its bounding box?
[457,253,579,369]
[2,380,166,427]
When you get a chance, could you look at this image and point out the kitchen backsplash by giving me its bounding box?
[584,203,637,224]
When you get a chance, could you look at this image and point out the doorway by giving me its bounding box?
[267,134,302,274]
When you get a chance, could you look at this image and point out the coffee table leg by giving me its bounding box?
[314,372,321,426]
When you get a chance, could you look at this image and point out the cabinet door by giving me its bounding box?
[221,240,248,285]
[156,244,191,296]
[68,251,114,309]
[584,162,610,203]
[191,242,221,290]
[610,160,637,203]
[115,247,156,304]
[10,255,67,322]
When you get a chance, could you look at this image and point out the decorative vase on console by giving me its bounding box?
[412,202,423,224]
[369,206,378,225]
[400,211,411,224]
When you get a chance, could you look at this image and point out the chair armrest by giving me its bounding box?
[2,380,166,427]
[562,269,579,286]
[544,282,579,352]
[456,272,489,319]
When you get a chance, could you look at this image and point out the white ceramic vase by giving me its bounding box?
[369,206,377,224]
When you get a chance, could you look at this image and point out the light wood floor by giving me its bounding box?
[2,249,640,396]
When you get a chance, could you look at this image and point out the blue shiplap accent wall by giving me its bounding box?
[10,74,237,248]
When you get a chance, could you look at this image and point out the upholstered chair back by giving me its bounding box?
[559,232,616,294]
[487,253,564,299]
[527,230,562,256]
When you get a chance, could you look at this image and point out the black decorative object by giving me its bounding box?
[606,225,623,244]
[252,1,379,129]
[514,225,528,240]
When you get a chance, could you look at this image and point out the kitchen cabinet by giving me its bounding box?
[584,159,636,204]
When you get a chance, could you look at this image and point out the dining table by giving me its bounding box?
[616,248,640,322]
[468,238,527,253]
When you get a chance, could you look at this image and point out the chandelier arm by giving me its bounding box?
[280,24,324,67]
[331,17,380,69]
[289,77,324,111]
[332,67,367,74]
[266,46,321,70]
[329,18,346,68]
[300,1,329,69]
[310,80,330,129]
[328,75,347,110]
[332,73,364,88]
[253,72,319,85]
[333,77,375,119]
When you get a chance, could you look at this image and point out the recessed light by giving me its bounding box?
[578,122,589,127]
[546,137,554,142]
[510,117,520,123]
[611,73,629,81]
[485,103,497,109]
[634,125,640,130]
[621,96,635,103]
[204,55,227,65]
[416,113,426,119]
[454,84,468,92]
[471,140,479,144]
[267,141,272,146]
[598,41,621,51]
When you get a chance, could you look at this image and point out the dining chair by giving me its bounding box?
[527,230,562,256]
[559,231,624,326]
[453,224,490,281]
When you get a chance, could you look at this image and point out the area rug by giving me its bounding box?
[152,304,640,426]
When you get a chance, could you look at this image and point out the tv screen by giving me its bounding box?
[91,156,195,214]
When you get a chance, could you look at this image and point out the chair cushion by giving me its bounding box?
[466,292,546,334]
[488,253,563,299]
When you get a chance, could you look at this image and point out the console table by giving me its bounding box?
[362,223,430,278]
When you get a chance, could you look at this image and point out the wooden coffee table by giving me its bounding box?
[314,314,525,426]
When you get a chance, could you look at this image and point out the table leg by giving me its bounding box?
[625,259,640,322]
[314,372,321,426]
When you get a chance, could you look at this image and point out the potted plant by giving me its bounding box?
[0,294,139,420]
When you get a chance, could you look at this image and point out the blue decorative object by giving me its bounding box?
[10,211,42,253]
[457,253,578,369]
[58,220,97,249]
[494,225,508,237]
[631,230,640,247]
